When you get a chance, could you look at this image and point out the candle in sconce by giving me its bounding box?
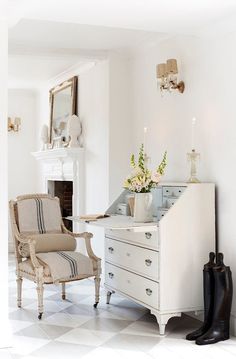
[191,118,196,150]
[143,127,148,153]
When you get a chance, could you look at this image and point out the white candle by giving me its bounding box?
[191,118,196,150]
[143,127,148,153]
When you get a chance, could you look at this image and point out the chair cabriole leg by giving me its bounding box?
[94,275,101,308]
[36,281,44,320]
[16,277,23,308]
[62,282,66,300]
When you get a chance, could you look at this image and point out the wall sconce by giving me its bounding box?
[8,117,21,132]
[156,59,185,94]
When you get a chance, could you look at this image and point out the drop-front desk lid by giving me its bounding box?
[67,215,158,231]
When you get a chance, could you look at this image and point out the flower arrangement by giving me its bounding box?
[124,144,167,193]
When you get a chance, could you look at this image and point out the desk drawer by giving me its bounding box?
[105,228,158,250]
[105,263,159,309]
[162,186,185,198]
[106,238,159,280]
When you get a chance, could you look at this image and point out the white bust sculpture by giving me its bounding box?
[67,115,82,147]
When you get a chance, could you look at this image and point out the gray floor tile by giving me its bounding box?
[64,304,103,316]
[38,323,75,339]
[14,323,50,339]
[9,309,55,322]
[46,292,89,303]
[80,317,133,332]
[103,333,161,351]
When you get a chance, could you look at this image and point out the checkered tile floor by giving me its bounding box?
[3,255,236,359]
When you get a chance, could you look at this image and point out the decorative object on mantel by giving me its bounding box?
[187,118,200,183]
[67,115,82,148]
[40,124,49,150]
[8,117,21,132]
[124,144,167,222]
[156,59,185,94]
[49,76,78,146]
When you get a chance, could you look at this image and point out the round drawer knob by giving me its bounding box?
[108,272,114,279]
[108,247,114,253]
[146,288,153,296]
[145,259,152,266]
[145,232,152,239]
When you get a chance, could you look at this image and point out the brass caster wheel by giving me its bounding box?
[38,313,43,320]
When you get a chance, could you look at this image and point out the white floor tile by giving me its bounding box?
[24,299,72,313]
[9,336,50,356]
[43,312,92,328]
[121,319,160,337]
[56,327,116,347]
[9,319,33,333]
[0,349,12,359]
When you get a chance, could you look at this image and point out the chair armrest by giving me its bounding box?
[15,232,42,269]
[62,224,100,261]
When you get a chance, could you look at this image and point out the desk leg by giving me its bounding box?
[106,290,115,304]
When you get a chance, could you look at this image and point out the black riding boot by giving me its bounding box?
[196,253,233,345]
[186,252,215,341]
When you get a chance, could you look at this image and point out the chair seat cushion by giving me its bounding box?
[18,233,76,257]
[18,251,96,283]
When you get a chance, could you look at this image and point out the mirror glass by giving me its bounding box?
[49,77,77,144]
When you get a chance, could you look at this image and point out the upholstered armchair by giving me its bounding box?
[9,194,101,320]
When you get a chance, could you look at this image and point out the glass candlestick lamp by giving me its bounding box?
[187,149,200,183]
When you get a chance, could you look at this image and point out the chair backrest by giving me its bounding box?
[14,194,62,235]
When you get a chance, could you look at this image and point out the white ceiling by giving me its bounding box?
[8,0,236,34]
[9,19,167,55]
[8,0,236,89]
[8,55,89,89]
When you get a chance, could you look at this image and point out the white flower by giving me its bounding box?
[151,172,161,184]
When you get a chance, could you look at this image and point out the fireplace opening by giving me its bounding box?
[48,180,73,231]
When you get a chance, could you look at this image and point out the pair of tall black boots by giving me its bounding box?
[186,252,233,345]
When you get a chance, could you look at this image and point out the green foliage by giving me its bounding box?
[138,143,145,171]
[157,151,167,175]
[130,154,136,168]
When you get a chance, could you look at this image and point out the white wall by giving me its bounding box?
[0,18,11,347]
[79,60,109,263]
[130,32,236,330]
[8,89,38,199]
[108,54,133,202]
[36,56,132,274]
[8,89,38,251]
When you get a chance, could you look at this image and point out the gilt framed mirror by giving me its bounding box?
[49,76,78,145]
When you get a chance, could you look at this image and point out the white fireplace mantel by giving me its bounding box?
[31,147,85,225]
[32,147,84,162]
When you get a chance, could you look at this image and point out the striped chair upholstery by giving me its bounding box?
[9,194,101,320]
[17,197,62,235]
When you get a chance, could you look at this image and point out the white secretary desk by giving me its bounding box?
[70,182,215,335]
